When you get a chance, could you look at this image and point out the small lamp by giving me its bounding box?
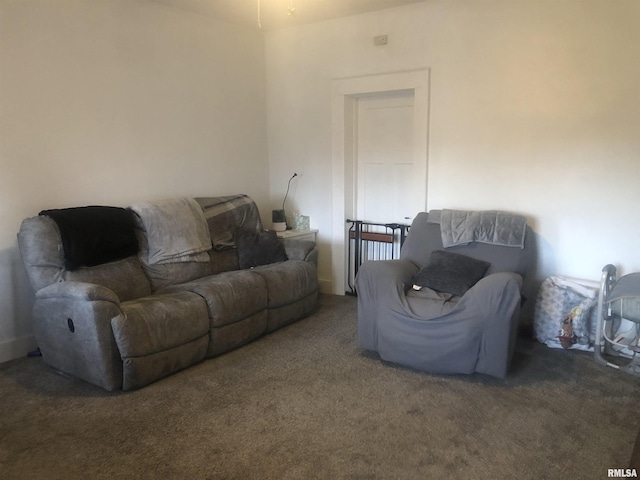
[272,209,287,232]
[272,172,297,231]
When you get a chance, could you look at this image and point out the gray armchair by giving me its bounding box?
[356,210,534,378]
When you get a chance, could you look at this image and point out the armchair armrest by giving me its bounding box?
[460,272,522,304]
[357,265,523,378]
[458,272,523,377]
[355,259,420,350]
[356,259,419,296]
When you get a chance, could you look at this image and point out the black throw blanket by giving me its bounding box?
[39,206,138,271]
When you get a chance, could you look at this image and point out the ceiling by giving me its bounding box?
[149,0,427,30]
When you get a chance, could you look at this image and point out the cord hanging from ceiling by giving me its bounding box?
[257,0,262,28]
[257,0,296,29]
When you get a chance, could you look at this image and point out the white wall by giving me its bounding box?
[0,0,268,362]
[2,0,639,363]
[265,0,640,301]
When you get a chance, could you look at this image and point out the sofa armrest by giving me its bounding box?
[283,239,317,263]
[36,281,120,304]
[33,281,124,390]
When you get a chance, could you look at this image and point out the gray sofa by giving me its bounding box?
[356,209,534,378]
[18,195,319,391]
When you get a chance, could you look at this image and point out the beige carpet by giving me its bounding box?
[1,294,639,479]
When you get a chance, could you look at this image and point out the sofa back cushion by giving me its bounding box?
[18,215,151,302]
[195,195,263,250]
[209,249,240,275]
[38,206,139,270]
[132,214,213,292]
[401,211,534,278]
[197,194,264,275]
[131,195,262,291]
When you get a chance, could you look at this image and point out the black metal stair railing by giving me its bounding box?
[345,219,410,296]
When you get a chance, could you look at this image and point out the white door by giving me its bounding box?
[356,91,420,225]
[331,69,429,295]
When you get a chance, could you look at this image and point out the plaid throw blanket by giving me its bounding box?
[195,195,263,251]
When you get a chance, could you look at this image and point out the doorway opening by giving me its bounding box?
[330,69,430,295]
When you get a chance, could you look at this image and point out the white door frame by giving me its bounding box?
[330,69,430,295]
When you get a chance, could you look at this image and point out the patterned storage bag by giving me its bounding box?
[533,276,599,351]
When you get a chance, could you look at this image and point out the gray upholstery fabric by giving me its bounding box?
[133,214,213,292]
[18,216,68,291]
[159,270,268,328]
[356,210,533,378]
[130,197,212,265]
[235,229,287,269]
[32,291,124,391]
[356,260,419,352]
[439,209,527,248]
[17,195,319,391]
[365,272,522,377]
[412,250,490,296]
[283,239,317,264]
[208,311,268,357]
[136,256,213,293]
[250,260,318,309]
[18,216,151,302]
[62,258,151,302]
[195,195,263,251]
[251,259,319,332]
[114,292,209,357]
[265,291,319,333]
[120,337,209,391]
[112,291,210,390]
[209,249,241,275]
[401,213,533,277]
[405,288,461,319]
[36,281,121,304]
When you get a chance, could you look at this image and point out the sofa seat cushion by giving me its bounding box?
[250,259,318,309]
[159,270,268,328]
[208,311,268,357]
[113,291,209,358]
[112,291,210,390]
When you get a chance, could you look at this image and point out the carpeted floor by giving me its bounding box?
[1,294,639,480]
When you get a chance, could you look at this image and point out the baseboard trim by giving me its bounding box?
[0,334,38,364]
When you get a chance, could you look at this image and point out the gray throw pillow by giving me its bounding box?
[413,250,490,297]
[235,228,288,269]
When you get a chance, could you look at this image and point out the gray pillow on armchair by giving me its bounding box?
[412,250,490,297]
